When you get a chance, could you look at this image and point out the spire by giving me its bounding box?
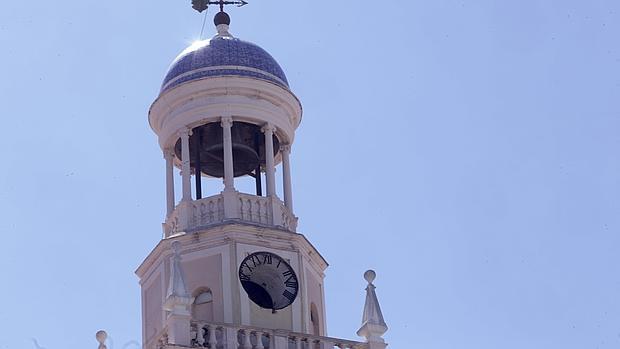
[163,241,193,346]
[357,270,388,349]
[165,241,190,300]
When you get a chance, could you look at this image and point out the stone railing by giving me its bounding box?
[192,195,225,227]
[238,193,272,225]
[181,321,368,349]
[164,192,297,237]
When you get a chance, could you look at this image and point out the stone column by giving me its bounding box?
[221,117,239,219]
[221,117,235,192]
[262,124,276,197]
[164,148,175,216]
[179,128,192,202]
[281,144,293,212]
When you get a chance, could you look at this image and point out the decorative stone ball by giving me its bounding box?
[364,270,376,284]
[96,330,107,343]
[214,11,231,26]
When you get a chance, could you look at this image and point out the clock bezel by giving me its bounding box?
[238,251,300,311]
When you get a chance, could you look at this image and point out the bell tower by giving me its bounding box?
[134,6,388,349]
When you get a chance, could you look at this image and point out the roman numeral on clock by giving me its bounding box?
[285,276,297,288]
[262,253,272,264]
[282,289,296,302]
[249,255,261,267]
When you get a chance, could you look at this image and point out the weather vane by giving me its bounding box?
[192,0,248,13]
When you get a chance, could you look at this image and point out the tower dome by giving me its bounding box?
[160,29,289,93]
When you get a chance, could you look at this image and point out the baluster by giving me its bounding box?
[255,331,264,349]
[190,324,197,345]
[196,323,205,347]
[253,199,259,222]
[295,337,302,349]
[209,201,215,222]
[196,323,206,346]
[313,339,321,349]
[257,200,262,223]
[246,198,251,221]
[225,326,238,349]
[243,198,249,221]
[238,197,243,220]
[241,197,245,220]
[321,340,334,349]
[242,329,252,349]
[208,325,218,348]
[337,344,347,349]
[264,200,270,222]
[192,204,198,226]
[221,198,225,220]
[265,333,272,349]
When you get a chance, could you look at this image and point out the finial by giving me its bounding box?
[214,11,233,37]
[364,269,376,284]
[165,240,190,301]
[214,11,231,26]
[357,270,388,349]
[96,330,107,349]
[163,241,193,346]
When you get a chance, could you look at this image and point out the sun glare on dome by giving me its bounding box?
[181,40,209,56]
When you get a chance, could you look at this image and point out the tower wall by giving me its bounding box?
[137,223,328,347]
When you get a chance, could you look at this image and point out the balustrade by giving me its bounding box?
[238,193,272,224]
[193,196,224,227]
[164,192,297,237]
[179,322,367,349]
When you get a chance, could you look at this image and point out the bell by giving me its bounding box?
[174,121,279,178]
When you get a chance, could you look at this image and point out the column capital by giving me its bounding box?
[280,144,291,153]
[178,127,192,138]
[221,116,233,128]
[163,148,175,160]
[261,123,276,134]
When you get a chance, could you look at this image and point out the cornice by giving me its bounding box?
[136,223,328,281]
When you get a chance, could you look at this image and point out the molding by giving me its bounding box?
[136,224,328,282]
[161,65,288,92]
[149,77,302,150]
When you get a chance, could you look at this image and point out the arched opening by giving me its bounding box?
[310,302,320,336]
[192,288,214,322]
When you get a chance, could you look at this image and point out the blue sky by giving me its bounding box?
[0,1,619,348]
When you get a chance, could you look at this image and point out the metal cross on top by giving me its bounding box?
[192,0,248,13]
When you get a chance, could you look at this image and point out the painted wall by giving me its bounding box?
[182,253,225,322]
[143,274,163,345]
[305,266,325,336]
[250,300,293,330]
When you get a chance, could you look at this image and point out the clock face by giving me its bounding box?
[239,251,299,311]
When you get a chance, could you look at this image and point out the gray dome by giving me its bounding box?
[161,36,289,93]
